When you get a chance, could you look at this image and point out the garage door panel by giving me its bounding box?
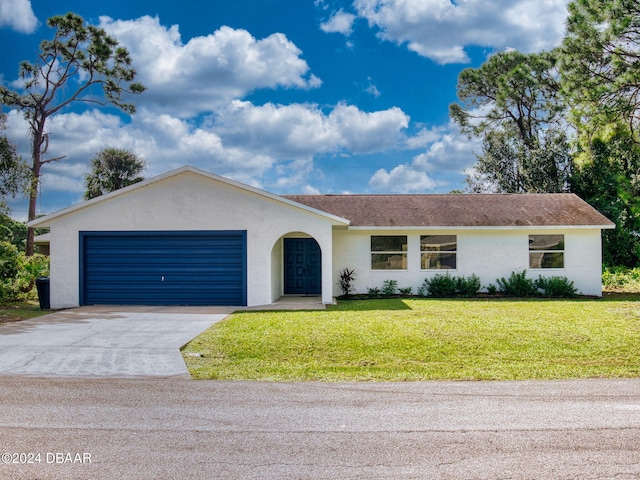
[85,278,244,289]
[85,262,244,273]
[81,231,247,306]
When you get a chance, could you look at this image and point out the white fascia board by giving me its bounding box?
[347,224,616,231]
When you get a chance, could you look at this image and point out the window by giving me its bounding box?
[371,236,407,270]
[529,234,564,268]
[421,235,457,269]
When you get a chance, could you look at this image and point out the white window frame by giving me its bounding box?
[529,234,564,269]
[370,235,408,271]
[420,235,457,270]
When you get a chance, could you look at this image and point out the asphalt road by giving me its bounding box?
[0,377,639,479]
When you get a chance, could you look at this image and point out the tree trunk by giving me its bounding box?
[25,126,43,257]
[25,175,38,257]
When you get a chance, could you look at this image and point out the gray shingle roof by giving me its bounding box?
[282,193,615,228]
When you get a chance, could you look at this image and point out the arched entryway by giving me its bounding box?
[283,237,321,295]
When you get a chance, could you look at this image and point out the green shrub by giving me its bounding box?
[496,270,580,298]
[0,241,20,280]
[338,268,356,297]
[535,276,578,298]
[381,279,398,296]
[455,274,481,297]
[0,241,21,300]
[418,273,483,298]
[367,287,381,297]
[424,273,458,297]
[399,287,412,295]
[486,284,497,295]
[602,266,640,292]
[0,242,49,301]
[417,279,429,297]
[15,253,49,294]
[496,270,538,297]
[0,213,27,250]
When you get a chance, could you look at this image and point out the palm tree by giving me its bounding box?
[84,148,146,200]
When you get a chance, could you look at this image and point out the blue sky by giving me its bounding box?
[0,0,570,219]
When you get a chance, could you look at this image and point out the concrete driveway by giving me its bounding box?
[0,306,231,377]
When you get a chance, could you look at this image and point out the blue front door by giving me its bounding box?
[284,238,321,295]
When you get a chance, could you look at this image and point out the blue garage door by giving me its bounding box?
[80,231,247,306]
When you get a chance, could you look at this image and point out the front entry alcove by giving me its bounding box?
[283,237,321,295]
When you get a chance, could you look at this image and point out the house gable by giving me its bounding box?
[28,166,349,228]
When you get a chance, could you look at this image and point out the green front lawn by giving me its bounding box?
[0,298,48,324]
[183,296,640,381]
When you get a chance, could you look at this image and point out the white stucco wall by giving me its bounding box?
[45,172,337,308]
[270,238,284,302]
[331,228,604,297]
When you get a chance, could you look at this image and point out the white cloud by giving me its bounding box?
[369,165,441,192]
[99,16,321,116]
[5,107,276,193]
[365,84,380,97]
[417,129,481,171]
[320,9,357,35]
[273,158,318,190]
[40,165,86,194]
[5,98,415,201]
[403,125,444,150]
[0,0,38,33]
[364,77,381,97]
[369,119,480,192]
[353,0,569,64]
[330,103,409,153]
[302,184,322,194]
[7,88,474,200]
[214,100,410,157]
[214,101,338,158]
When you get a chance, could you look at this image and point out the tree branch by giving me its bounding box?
[41,155,66,165]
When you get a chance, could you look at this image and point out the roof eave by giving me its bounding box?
[347,224,616,230]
